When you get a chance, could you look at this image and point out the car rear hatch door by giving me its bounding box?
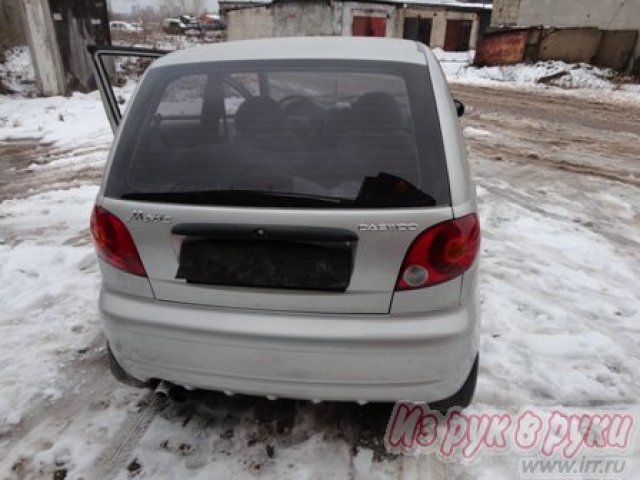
[92,54,456,314]
[87,45,168,132]
[101,199,453,314]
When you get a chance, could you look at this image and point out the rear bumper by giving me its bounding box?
[100,288,480,402]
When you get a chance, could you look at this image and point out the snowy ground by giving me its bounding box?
[435,48,640,107]
[0,46,639,479]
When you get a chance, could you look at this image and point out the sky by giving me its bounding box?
[108,0,219,15]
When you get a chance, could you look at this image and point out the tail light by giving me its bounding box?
[395,214,480,291]
[90,205,147,277]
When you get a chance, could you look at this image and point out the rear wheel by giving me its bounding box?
[107,343,150,389]
[429,354,478,414]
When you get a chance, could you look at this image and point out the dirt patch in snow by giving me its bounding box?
[0,141,103,201]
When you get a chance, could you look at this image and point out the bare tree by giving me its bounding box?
[160,0,206,17]
[186,0,206,15]
[159,0,178,17]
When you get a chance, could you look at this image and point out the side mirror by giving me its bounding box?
[454,99,465,117]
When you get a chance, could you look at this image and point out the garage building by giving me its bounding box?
[219,0,492,51]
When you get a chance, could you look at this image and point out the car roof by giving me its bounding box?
[150,37,429,68]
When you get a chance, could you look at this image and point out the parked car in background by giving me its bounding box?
[200,13,227,31]
[87,37,480,409]
[161,16,202,35]
[109,21,143,33]
[161,18,187,34]
[179,15,203,33]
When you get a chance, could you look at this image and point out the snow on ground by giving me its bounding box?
[1,91,638,477]
[0,187,101,430]
[476,179,640,406]
[0,43,639,479]
[0,81,136,152]
[435,48,640,106]
[111,30,223,51]
[0,46,36,96]
[436,48,616,87]
[0,90,112,149]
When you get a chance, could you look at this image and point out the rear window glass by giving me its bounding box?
[107,60,449,208]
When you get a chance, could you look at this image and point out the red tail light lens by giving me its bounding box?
[395,213,480,291]
[90,205,146,277]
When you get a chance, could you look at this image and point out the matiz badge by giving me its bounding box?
[127,210,172,224]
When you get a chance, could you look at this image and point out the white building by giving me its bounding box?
[220,0,492,51]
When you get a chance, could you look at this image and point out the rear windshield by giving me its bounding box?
[106,60,449,208]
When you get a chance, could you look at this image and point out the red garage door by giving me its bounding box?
[352,16,387,37]
[444,19,473,51]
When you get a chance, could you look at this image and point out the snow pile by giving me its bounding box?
[0,46,37,96]
[0,81,140,152]
[111,31,219,51]
[445,59,619,89]
[0,46,138,152]
[432,48,475,64]
[0,186,101,430]
[435,47,640,97]
[0,91,111,147]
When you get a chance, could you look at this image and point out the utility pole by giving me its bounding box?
[20,0,111,96]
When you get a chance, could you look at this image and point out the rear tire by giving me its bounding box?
[107,343,150,389]
[429,354,478,414]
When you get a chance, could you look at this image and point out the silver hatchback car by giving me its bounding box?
[88,37,480,408]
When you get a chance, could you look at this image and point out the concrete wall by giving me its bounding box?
[226,6,275,40]
[0,0,26,48]
[516,0,640,30]
[20,0,66,96]
[227,1,395,40]
[490,0,520,28]
[492,0,640,29]
[274,1,340,37]
[475,26,638,70]
[394,7,480,49]
[537,28,601,63]
[594,30,639,70]
[48,0,112,93]
[490,0,640,70]
[517,0,640,66]
[226,1,481,50]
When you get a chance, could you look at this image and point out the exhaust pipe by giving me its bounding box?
[154,380,171,398]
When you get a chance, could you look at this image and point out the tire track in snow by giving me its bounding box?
[0,140,106,201]
[100,389,168,480]
[472,141,640,187]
